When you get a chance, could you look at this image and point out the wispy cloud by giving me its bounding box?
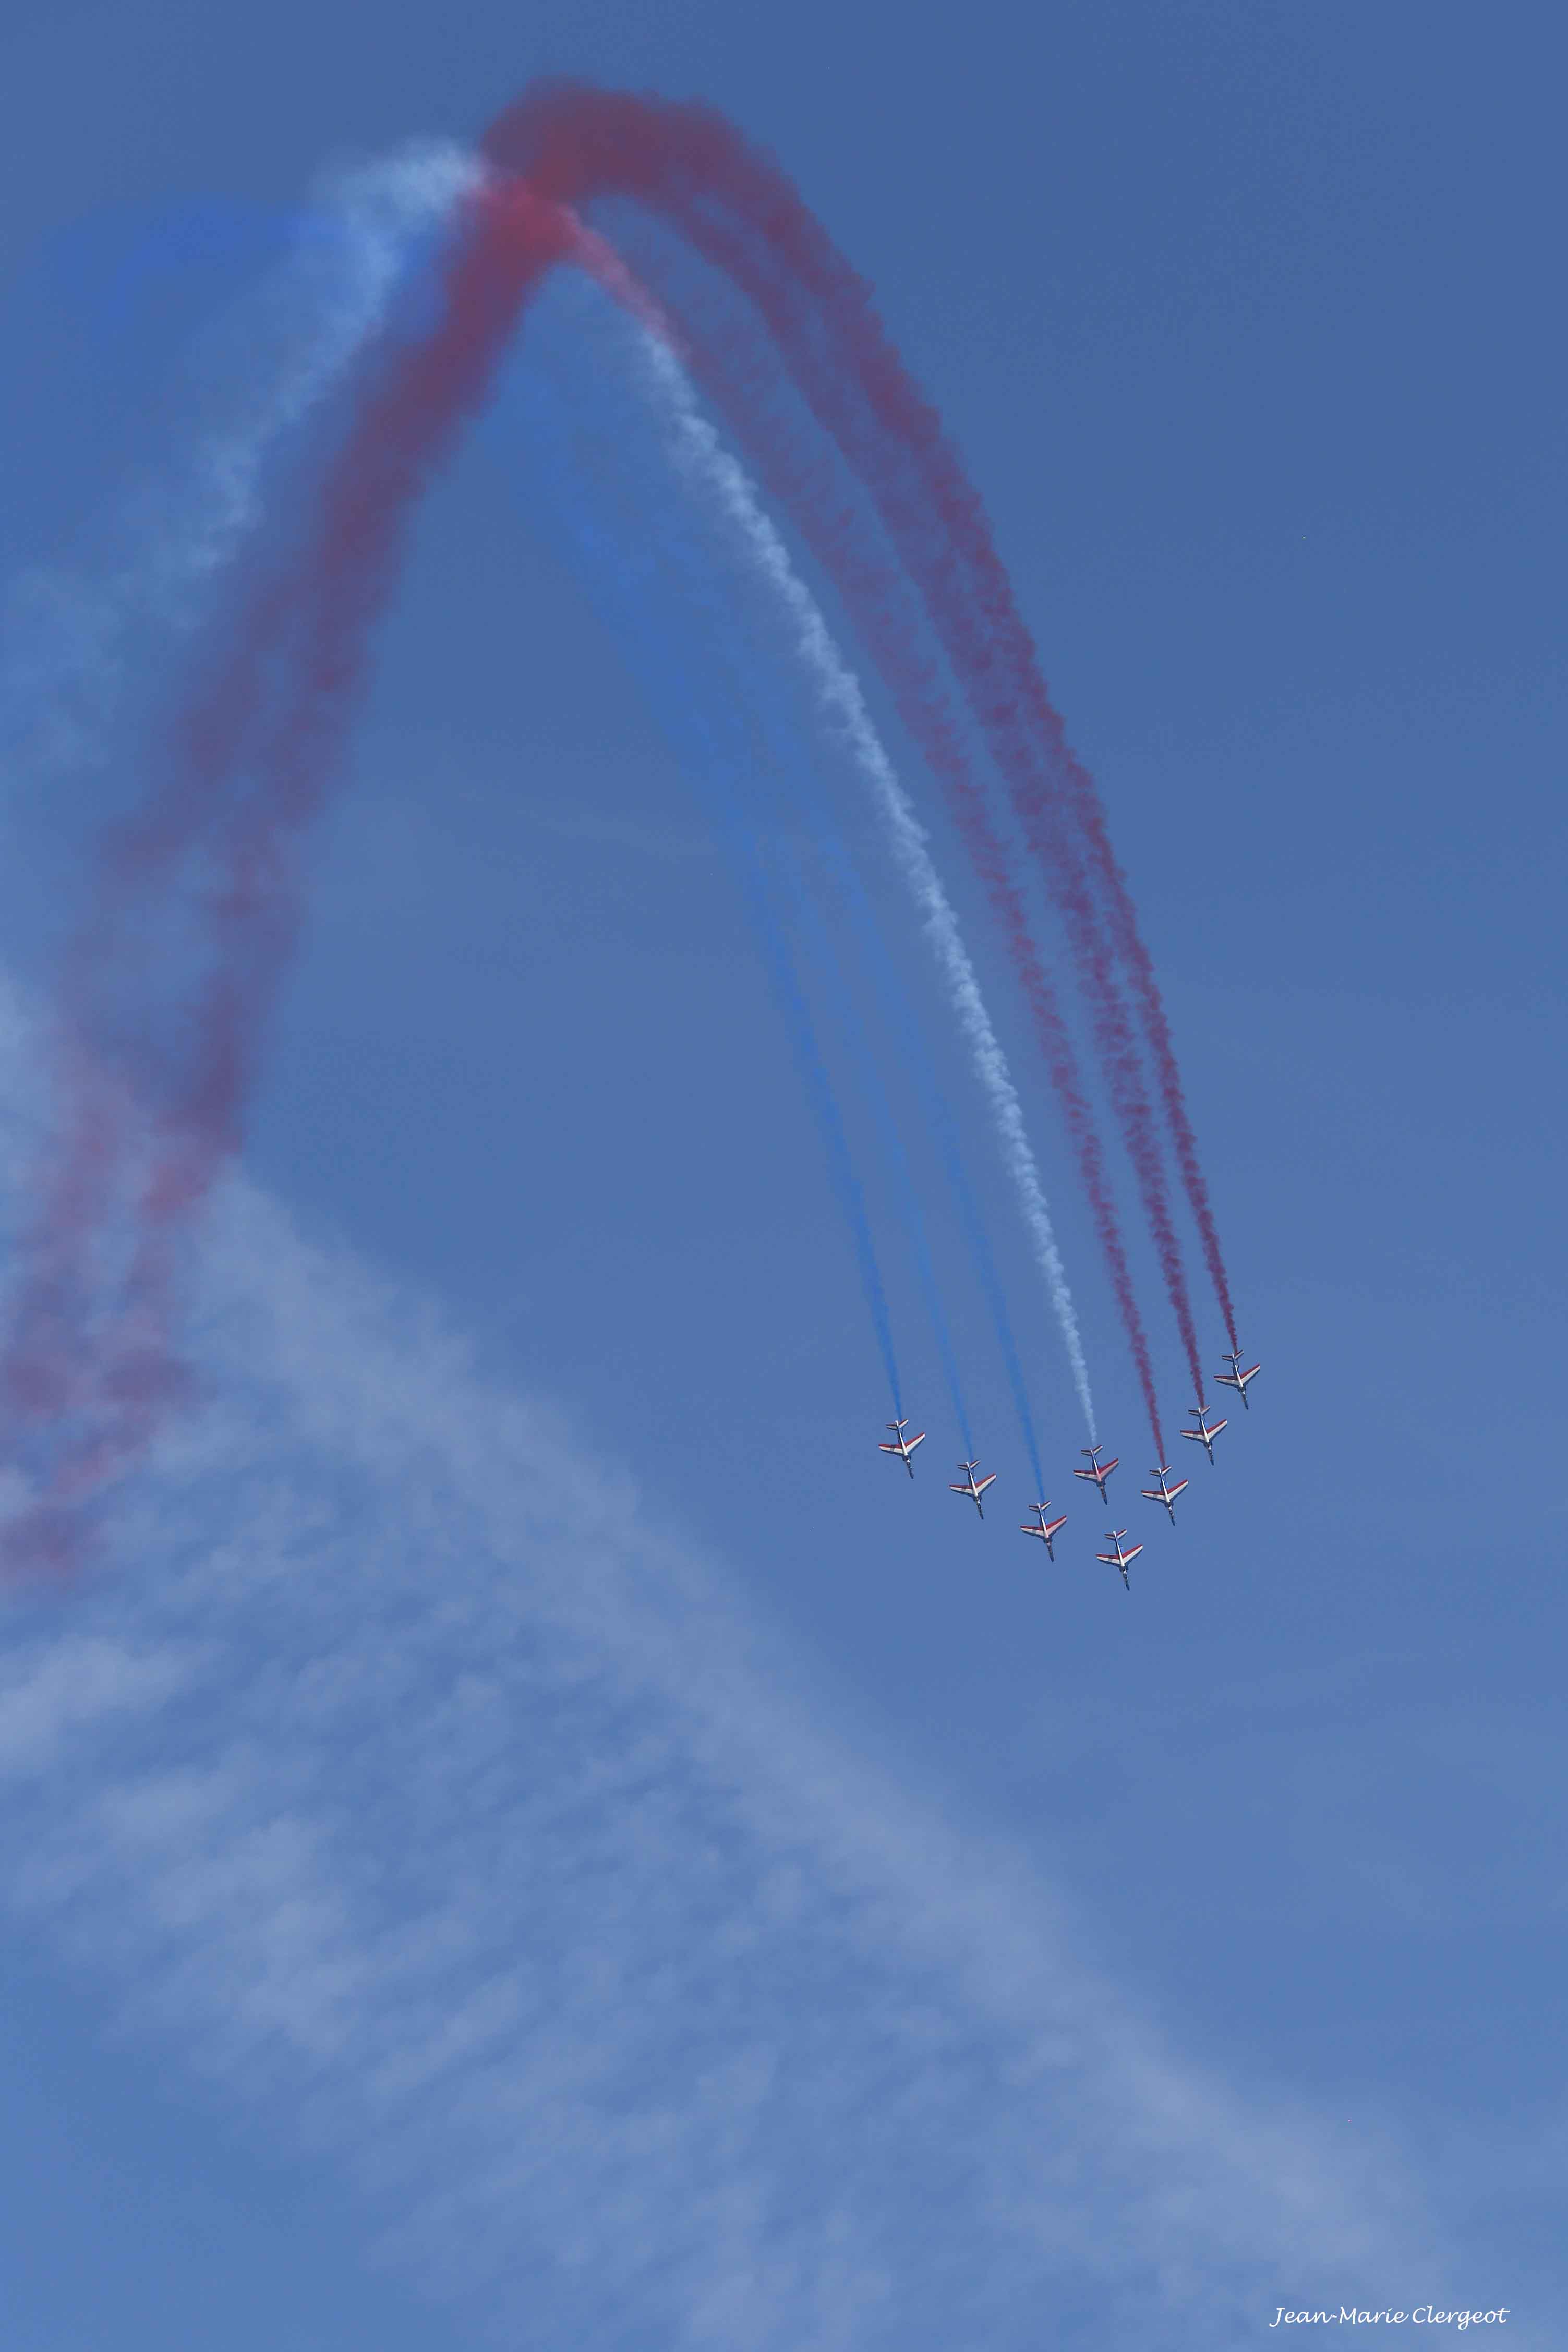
[0,981,1482,2349]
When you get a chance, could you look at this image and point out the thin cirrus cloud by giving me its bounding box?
[0,980,1461,2350]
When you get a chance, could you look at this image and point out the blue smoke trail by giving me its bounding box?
[552,364,975,1454]
[503,285,1055,1488]
[500,339,905,1424]
[806,866,1045,1494]
[773,827,973,1457]
[747,724,1043,1486]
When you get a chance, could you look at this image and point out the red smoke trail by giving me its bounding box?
[1,184,573,1577]
[485,88,1232,1382]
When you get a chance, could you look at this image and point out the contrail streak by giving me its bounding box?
[629,331,1095,1438]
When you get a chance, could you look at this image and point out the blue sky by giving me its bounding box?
[1,2,1564,2344]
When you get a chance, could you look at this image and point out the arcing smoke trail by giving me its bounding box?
[483,94,1179,1447]
[623,324,1088,1455]
[2,182,576,1572]
[1,156,483,1572]
[626,86,1233,1370]
[506,342,910,1424]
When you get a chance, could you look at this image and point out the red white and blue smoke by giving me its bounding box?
[0,87,1238,1576]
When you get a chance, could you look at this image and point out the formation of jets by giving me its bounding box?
[877,1349,1260,1589]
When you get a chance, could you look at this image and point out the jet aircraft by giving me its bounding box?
[1179,1405,1228,1465]
[1072,1444,1119,1504]
[878,1419,926,1477]
[1019,1502,1068,1559]
[1140,1464,1189,1523]
[949,1461,997,1517]
[1214,1350,1261,1409]
[1095,1528,1143,1589]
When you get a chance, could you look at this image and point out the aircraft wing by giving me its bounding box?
[974,1473,996,1495]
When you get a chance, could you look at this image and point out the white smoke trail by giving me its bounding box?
[0,142,480,797]
[628,332,1095,1435]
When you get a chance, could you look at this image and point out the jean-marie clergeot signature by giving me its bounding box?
[1270,2314,1511,2333]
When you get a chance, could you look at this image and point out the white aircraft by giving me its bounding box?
[878,1419,926,1478]
[949,1460,998,1517]
[1214,1349,1261,1409]
[1140,1464,1189,1523]
[1179,1404,1228,1465]
[1072,1444,1119,1503]
[1095,1528,1143,1589]
[1019,1502,1068,1558]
